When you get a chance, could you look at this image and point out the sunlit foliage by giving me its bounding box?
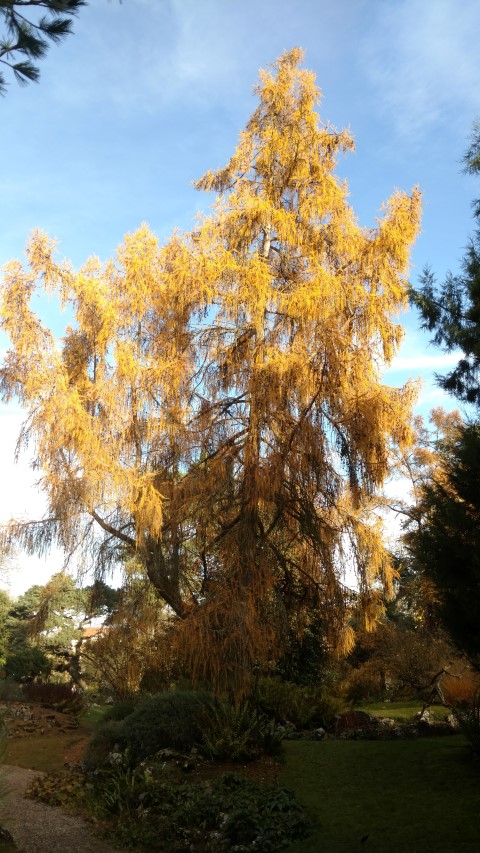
[0,50,421,693]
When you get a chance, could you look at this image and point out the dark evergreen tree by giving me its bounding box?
[410,122,480,405]
[407,123,480,666]
[0,1,86,94]
[405,423,480,667]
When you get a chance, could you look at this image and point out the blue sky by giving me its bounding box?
[1,0,479,594]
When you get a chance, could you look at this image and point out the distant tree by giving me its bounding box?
[0,49,421,694]
[407,123,480,667]
[405,423,480,668]
[0,1,86,94]
[86,578,120,618]
[82,567,174,699]
[410,122,480,405]
[5,576,81,679]
[0,589,11,667]
[5,572,113,684]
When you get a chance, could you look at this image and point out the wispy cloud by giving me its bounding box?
[49,0,323,117]
[386,351,462,372]
[419,387,449,403]
[361,0,480,138]
[50,0,259,115]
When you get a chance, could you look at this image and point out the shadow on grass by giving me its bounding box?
[282,735,480,852]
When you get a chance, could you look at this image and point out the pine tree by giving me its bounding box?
[0,50,421,693]
[0,1,86,94]
[406,123,480,665]
[410,122,480,405]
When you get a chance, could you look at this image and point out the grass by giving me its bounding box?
[356,700,447,722]
[3,703,110,772]
[4,732,86,773]
[78,705,109,728]
[281,735,480,852]
[5,698,480,852]
[3,706,106,772]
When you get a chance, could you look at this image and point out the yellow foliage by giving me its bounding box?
[0,49,421,695]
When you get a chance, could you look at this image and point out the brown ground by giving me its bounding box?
[0,703,122,852]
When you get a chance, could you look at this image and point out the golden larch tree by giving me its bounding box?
[0,49,421,694]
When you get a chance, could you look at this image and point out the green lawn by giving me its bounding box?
[282,736,480,852]
[4,705,109,772]
[78,704,109,728]
[357,700,446,721]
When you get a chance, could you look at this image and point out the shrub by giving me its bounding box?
[454,691,480,753]
[100,698,138,724]
[5,646,51,682]
[0,679,23,702]
[84,720,127,770]
[22,682,85,715]
[92,769,311,851]
[85,689,215,770]
[440,673,480,708]
[252,677,341,729]
[343,660,387,704]
[201,701,284,762]
[121,689,214,763]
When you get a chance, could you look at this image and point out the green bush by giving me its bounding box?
[252,677,341,729]
[84,720,127,770]
[100,698,138,724]
[5,646,51,682]
[88,689,214,768]
[92,768,311,851]
[122,689,214,762]
[201,701,284,762]
[454,691,480,753]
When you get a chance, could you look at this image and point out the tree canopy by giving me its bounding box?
[0,49,421,692]
[0,0,86,94]
[407,122,480,667]
[405,421,480,667]
[410,122,480,405]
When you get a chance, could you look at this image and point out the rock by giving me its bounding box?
[312,727,326,740]
[155,748,182,761]
[415,709,431,723]
[377,717,396,727]
[283,730,303,740]
[334,711,375,736]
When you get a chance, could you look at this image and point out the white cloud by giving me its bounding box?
[418,387,449,404]
[0,412,43,521]
[361,0,480,137]
[0,411,65,598]
[386,351,462,372]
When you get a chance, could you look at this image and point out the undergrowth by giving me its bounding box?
[92,769,311,851]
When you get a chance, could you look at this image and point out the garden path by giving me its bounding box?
[0,765,121,853]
